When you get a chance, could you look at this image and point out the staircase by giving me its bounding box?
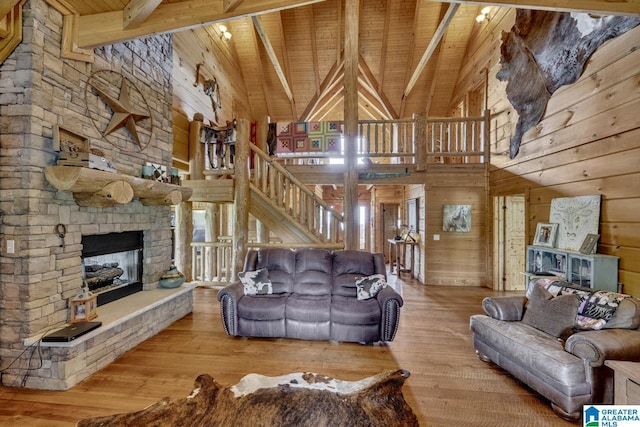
[249,144,344,245]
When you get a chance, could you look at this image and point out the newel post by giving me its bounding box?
[414,113,427,171]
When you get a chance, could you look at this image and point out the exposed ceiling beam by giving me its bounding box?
[123,0,162,30]
[358,58,397,119]
[252,16,294,104]
[75,0,328,48]
[299,59,344,121]
[224,0,243,13]
[434,0,640,16]
[403,3,459,99]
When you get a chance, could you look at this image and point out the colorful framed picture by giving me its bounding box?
[533,223,558,248]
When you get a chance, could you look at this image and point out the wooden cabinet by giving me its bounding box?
[525,245,619,292]
[605,361,640,405]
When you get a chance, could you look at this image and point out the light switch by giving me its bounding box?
[433,234,440,241]
[7,240,15,253]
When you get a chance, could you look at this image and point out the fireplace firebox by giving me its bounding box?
[82,231,144,306]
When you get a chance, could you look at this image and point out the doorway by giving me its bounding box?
[493,195,526,291]
[381,203,399,263]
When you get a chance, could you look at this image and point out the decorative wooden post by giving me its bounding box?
[232,119,250,276]
[189,113,204,180]
[174,200,193,282]
[343,0,359,250]
[205,203,218,281]
[414,113,427,171]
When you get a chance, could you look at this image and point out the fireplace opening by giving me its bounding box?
[82,231,143,306]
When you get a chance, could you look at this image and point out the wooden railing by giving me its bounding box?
[273,112,489,166]
[251,144,344,244]
[191,240,233,284]
[191,241,344,284]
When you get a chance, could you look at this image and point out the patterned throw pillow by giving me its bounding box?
[238,268,273,295]
[355,274,387,300]
[522,284,580,340]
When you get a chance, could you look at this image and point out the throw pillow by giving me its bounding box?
[522,284,580,340]
[355,274,387,300]
[238,268,273,295]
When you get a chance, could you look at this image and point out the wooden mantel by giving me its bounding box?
[44,166,192,207]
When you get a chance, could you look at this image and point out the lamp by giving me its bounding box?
[219,24,232,41]
[475,6,491,24]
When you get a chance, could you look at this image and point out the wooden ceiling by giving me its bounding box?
[49,0,640,122]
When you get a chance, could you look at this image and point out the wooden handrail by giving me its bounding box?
[250,144,343,220]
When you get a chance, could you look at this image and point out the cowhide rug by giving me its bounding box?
[76,369,418,426]
[497,10,640,158]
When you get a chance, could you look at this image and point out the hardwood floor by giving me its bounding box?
[0,275,575,426]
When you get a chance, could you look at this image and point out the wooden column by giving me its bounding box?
[414,113,427,171]
[343,0,359,250]
[189,113,204,180]
[232,119,250,275]
[205,203,218,281]
[174,200,193,282]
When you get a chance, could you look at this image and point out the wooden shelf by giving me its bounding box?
[44,166,192,207]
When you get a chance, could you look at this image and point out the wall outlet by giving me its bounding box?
[7,240,15,254]
[433,234,440,241]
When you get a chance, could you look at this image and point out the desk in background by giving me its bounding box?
[387,238,418,278]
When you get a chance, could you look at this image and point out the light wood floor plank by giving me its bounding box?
[0,276,576,426]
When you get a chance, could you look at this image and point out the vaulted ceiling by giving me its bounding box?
[48,0,640,122]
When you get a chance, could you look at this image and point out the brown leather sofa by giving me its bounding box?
[470,279,640,420]
[218,248,403,343]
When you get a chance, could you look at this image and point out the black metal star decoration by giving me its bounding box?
[91,78,150,149]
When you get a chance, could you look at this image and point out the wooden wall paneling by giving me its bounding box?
[172,107,190,167]
[424,168,487,286]
[478,24,640,295]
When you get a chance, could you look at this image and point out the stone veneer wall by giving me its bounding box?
[0,0,179,388]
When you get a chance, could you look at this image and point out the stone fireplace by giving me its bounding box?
[0,0,192,390]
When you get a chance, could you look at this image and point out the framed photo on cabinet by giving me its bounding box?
[533,223,558,247]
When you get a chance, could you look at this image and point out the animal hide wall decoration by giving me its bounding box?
[76,370,419,427]
[497,10,640,159]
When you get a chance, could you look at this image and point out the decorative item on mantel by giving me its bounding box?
[54,125,117,173]
[70,282,98,323]
[159,265,185,289]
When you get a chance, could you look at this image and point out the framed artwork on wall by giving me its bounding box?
[533,223,558,247]
[443,204,471,232]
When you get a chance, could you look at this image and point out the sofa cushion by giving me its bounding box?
[523,284,580,340]
[255,248,296,294]
[332,250,378,297]
[470,315,590,397]
[532,278,640,330]
[237,294,287,321]
[355,274,387,300]
[294,249,333,295]
[286,294,331,322]
[238,268,273,295]
[331,295,380,325]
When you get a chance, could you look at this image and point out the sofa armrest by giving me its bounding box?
[377,286,404,341]
[565,329,640,367]
[482,296,526,321]
[217,282,244,336]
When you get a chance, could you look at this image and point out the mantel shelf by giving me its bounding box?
[44,166,193,207]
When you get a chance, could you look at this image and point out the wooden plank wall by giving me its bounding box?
[423,167,488,286]
[456,10,640,296]
[171,28,251,171]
